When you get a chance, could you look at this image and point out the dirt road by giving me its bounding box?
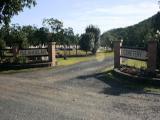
[0,57,160,120]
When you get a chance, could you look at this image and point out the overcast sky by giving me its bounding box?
[12,0,159,34]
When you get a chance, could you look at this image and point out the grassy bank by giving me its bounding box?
[121,59,147,69]
[100,69,160,93]
[57,52,113,66]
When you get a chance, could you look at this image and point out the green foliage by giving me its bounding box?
[0,0,36,25]
[85,25,101,54]
[32,27,49,46]
[0,38,6,49]
[101,12,160,48]
[101,12,160,68]
[4,24,28,48]
[79,33,92,54]
[43,18,63,43]
[13,56,28,64]
[100,32,116,50]
[63,27,74,45]
[43,18,63,33]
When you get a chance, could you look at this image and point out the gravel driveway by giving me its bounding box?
[0,57,160,120]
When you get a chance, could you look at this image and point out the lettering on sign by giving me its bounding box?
[19,49,48,56]
[121,48,147,60]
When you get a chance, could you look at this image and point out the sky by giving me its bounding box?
[12,0,159,34]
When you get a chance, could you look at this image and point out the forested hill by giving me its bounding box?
[101,12,160,48]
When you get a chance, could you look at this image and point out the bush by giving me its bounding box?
[13,56,28,64]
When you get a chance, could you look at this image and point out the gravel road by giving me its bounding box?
[0,57,160,120]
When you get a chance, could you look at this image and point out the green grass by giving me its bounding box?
[102,69,160,93]
[57,50,92,56]
[121,59,147,69]
[57,52,113,66]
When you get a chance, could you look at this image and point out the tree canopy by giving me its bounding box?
[85,25,101,54]
[101,12,160,48]
[0,0,36,25]
[79,33,92,54]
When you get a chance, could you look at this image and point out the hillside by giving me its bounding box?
[101,12,160,48]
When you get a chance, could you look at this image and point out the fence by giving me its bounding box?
[114,40,157,73]
[0,42,56,67]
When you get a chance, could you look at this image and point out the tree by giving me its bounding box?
[0,0,36,26]
[5,24,28,48]
[22,25,37,46]
[100,32,116,51]
[85,25,101,54]
[0,26,6,49]
[79,33,92,55]
[63,27,74,55]
[43,18,63,44]
[32,27,49,47]
[74,34,80,55]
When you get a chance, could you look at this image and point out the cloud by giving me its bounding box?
[65,1,159,34]
[93,2,157,16]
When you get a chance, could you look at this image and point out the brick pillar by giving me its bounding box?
[147,40,157,73]
[48,42,56,67]
[114,40,122,69]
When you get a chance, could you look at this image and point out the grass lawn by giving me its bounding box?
[101,69,160,93]
[121,59,147,69]
[57,50,92,56]
[57,52,113,66]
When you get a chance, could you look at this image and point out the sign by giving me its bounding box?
[19,49,48,56]
[120,48,147,60]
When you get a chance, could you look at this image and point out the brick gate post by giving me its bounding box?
[147,40,157,73]
[114,40,122,69]
[48,42,56,67]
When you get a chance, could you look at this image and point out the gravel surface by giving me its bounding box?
[0,57,160,120]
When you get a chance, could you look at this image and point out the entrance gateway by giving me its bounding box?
[1,42,56,67]
[114,40,157,73]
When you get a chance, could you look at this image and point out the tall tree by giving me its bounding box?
[79,33,92,55]
[22,25,37,46]
[74,34,80,55]
[100,32,116,51]
[33,27,49,47]
[5,24,28,48]
[63,27,74,55]
[85,25,101,54]
[43,18,63,44]
[0,0,36,26]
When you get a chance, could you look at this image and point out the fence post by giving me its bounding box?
[114,40,122,69]
[48,42,56,67]
[12,46,19,58]
[147,40,157,73]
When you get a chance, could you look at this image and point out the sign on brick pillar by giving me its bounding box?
[147,40,157,73]
[48,42,56,67]
[114,40,122,69]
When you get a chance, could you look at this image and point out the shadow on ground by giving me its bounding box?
[76,70,160,96]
